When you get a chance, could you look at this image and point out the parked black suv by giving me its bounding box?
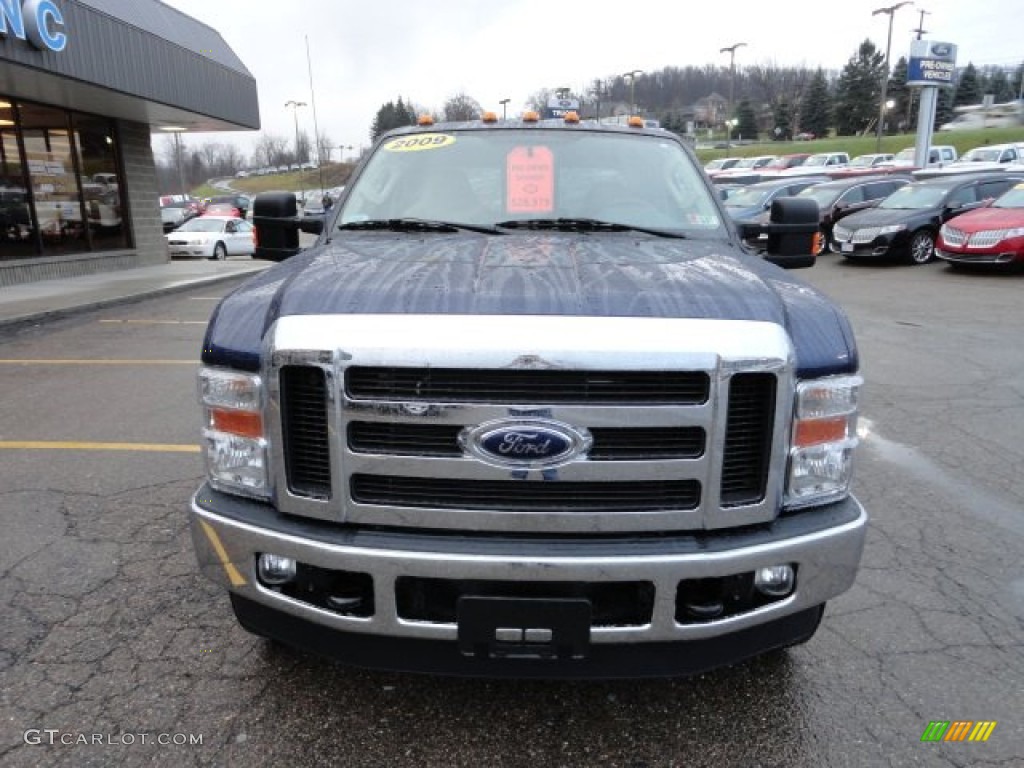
[830,172,1024,264]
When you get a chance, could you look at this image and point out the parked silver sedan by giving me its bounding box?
[164,215,255,260]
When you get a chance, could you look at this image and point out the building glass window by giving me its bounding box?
[0,100,34,260]
[0,96,130,260]
[74,114,129,250]
[19,101,89,255]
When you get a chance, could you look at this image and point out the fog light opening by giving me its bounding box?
[754,565,795,597]
[258,553,297,586]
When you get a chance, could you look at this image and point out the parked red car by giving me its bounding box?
[202,202,242,218]
[935,181,1024,266]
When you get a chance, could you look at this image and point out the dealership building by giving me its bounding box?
[0,0,258,287]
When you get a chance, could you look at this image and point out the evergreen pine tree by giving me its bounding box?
[833,40,885,136]
[799,69,832,138]
[735,100,758,140]
[772,100,793,141]
[954,63,981,106]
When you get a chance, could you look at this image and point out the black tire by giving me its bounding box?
[907,230,935,265]
[211,242,227,261]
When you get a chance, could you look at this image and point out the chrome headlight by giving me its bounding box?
[785,375,862,509]
[198,368,269,499]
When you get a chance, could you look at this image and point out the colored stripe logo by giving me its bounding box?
[921,721,997,742]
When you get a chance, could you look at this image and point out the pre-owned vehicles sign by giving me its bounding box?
[907,40,957,87]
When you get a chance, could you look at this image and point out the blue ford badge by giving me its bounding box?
[459,419,592,469]
[930,43,952,57]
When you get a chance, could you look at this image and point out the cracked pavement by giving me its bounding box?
[0,262,1022,767]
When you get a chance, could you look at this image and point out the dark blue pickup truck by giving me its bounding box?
[190,113,866,678]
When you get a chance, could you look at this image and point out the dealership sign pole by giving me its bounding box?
[906,39,957,168]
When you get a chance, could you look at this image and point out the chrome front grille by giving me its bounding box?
[966,229,1008,248]
[941,227,967,247]
[267,314,794,534]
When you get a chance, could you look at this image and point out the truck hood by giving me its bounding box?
[203,233,857,377]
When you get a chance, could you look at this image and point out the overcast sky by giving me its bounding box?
[161,0,1022,162]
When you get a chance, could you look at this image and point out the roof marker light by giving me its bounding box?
[522,111,540,123]
[417,114,435,126]
[563,111,580,124]
[627,116,645,128]
[481,111,498,123]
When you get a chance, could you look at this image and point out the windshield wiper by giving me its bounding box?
[494,218,685,238]
[337,218,501,235]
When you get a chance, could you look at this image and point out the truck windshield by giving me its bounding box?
[337,128,724,237]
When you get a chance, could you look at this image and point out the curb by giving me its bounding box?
[0,269,261,334]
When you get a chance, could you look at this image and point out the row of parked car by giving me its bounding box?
[707,140,1024,185]
[159,194,252,233]
[719,167,1024,267]
[159,193,256,260]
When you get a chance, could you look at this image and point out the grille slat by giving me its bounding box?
[348,422,705,461]
[281,366,332,499]
[719,373,776,506]
[351,475,700,512]
[346,367,709,405]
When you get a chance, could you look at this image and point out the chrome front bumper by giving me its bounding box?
[191,485,867,646]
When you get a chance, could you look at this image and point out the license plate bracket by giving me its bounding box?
[457,596,591,661]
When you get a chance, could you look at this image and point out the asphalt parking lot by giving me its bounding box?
[0,254,1021,767]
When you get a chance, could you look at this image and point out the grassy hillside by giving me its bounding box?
[194,162,356,198]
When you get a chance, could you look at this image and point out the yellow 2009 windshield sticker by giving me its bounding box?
[383,134,456,152]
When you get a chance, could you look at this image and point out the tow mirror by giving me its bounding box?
[252,192,323,261]
[753,196,820,269]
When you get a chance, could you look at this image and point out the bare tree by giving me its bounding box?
[316,132,333,165]
[253,133,289,167]
[293,130,312,165]
[198,142,223,175]
[221,143,244,174]
[442,92,483,122]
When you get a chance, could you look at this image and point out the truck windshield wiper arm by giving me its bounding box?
[337,218,502,235]
[494,218,685,238]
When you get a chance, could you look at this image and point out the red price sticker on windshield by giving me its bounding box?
[507,146,554,213]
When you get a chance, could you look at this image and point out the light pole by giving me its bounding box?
[285,99,307,196]
[720,42,747,145]
[873,2,913,151]
[622,70,643,116]
[499,98,510,120]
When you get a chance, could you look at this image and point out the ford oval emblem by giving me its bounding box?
[458,418,592,469]
[930,43,952,57]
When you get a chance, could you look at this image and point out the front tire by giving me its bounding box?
[907,230,935,265]
[211,242,227,261]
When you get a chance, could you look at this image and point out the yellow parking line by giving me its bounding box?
[198,520,247,587]
[99,319,207,325]
[0,441,200,452]
[0,359,195,365]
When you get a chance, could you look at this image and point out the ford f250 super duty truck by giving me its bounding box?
[190,112,866,678]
